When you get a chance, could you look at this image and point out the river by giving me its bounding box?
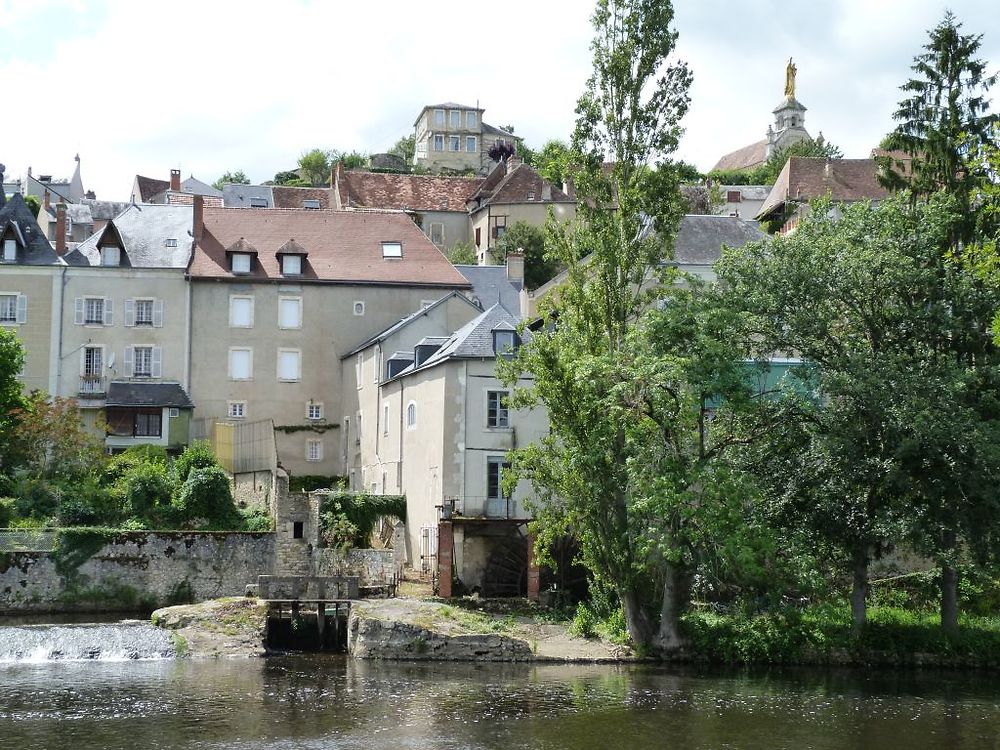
[2,653,999,749]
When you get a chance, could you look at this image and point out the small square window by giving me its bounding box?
[307,402,323,421]
[381,242,402,258]
[228,401,246,419]
[493,330,516,357]
[281,255,302,275]
[727,190,742,203]
[231,253,252,274]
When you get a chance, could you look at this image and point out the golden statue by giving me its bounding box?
[784,57,797,98]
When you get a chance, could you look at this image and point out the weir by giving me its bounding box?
[0,622,175,662]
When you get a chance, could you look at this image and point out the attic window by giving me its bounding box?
[381,242,402,259]
[2,239,16,262]
[493,329,517,358]
[727,190,742,203]
[231,253,252,274]
[164,238,178,248]
[249,197,268,208]
[281,254,302,275]
[302,199,321,210]
[527,191,535,201]
[101,246,121,267]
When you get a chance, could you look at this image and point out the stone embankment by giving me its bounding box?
[151,597,268,658]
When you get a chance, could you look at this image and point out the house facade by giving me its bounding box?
[412,103,521,175]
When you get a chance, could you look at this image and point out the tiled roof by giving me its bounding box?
[418,304,525,368]
[467,162,572,210]
[45,202,93,224]
[337,168,482,213]
[135,175,170,202]
[180,176,222,198]
[756,157,889,219]
[106,381,193,408]
[223,184,273,208]
[0,193,61,265]
[456,264,521,314]
[672,215,765,265]
[67,204,192,268]
[271,186,335,209]
[81,198,131,221]
[189,207,473,288]
[711,139,769,172]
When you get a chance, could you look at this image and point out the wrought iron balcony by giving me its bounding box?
[78,375,107,396]
[445,496,524,520]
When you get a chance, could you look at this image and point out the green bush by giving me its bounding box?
[121,462,177,519]
[173,466,238,528]
[0,497,15,527]
[104,445,169,486]
[289,475,345,493]
[317,491,406,549]
[239,507,273,532]
[173,440,218,483]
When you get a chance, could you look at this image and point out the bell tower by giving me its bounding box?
[766,58,810,158]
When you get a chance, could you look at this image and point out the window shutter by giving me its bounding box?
[104,298,114,326]
[151,346,162,378]
[152,299,164,328]
[74,297,84,325]
[16,295,27,324]
[123,346,134,377]
[79,348,86,376]
[124,299,136,327]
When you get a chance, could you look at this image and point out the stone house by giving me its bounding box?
[186,200,472,477]
[412,102,521,175]
[61,203,196,451]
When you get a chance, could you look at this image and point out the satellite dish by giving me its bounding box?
[107,352,115,369]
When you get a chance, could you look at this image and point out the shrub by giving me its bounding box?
[173,466,238,528]
[121,462,177,519]
[104,445,168,486]
[289,475,345,493]
[0,497,15,527]
[239,507,273,532]
[173,440,219,483]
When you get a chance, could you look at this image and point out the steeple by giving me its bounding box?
[766,58,810,158]
[0,163,6,208]
[69,153,84,202]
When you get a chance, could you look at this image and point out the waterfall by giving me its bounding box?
[0,622,176,663]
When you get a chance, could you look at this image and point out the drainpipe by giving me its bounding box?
[52,265,67,395]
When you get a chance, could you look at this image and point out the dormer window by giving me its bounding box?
[2,239,16,262]
[493,329,517,358]
[382,241,402,259]
[101,246,121,267]
[302,199,321,210]
[527,191,535,201]
[231,253,252,274]
[249,197,268,208]
[281,254,301,275]
[164,238,178,248]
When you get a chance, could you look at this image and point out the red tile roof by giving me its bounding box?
[711,139,769,172]
[188,207,471,288]
[337,167,482,213]
[271,186,335,209]
[467,161,572,211]
[757,157,889,219]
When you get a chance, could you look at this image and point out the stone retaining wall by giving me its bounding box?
[0,532,275,614]
[314,549,396,588]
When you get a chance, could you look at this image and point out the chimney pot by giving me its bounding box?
[170,169,181,192]
[55,203,67,255]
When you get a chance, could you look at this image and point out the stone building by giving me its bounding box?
[412,102,521,175]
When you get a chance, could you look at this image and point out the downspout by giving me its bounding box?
[184,274,192,392]
[52,264,67,395]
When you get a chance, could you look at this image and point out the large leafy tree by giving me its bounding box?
[708,135,843,187]
[212,170,250,191]
[492,221,560,289]
[0,328,27,473]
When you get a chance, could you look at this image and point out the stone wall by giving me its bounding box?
[0,532,274,614]
[314,549,396,588]
[232,470,273,511]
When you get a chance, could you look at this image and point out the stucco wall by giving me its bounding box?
[1,267,58,395]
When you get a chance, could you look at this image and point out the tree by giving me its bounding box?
[708,135,843,186]
[493,221,561,289]
[298,149,333,187]
[447,241,478,265]
[212,170,250,191]
[877,11,997,229]
[502,0,696,652]
[0,328,27,473]
[389,135,416,166]
[7,393,105,482]
[533,140,574,187]
[23,195,41,218]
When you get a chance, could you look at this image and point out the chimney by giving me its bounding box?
[43,189,50,211]
[541,183,552,201]
[170,169,181,192]
[192,194,204,244]
[55,203,67,255]
[506,250,525,285]
[506,155,522,174]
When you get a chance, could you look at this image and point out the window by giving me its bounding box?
[381,242,402,258]
[84,297,105,325]
[278,349,301,381]
[373,346,380,383]
[466,136,477,153]
[475,227,481,247]
[228,401,246,419]
[249,197,268,208]
[466,111,477,128]
[434,109,445,126]
[230,253,252,274]
[433,134,444,151]
[406,401,416,429]
[229,348,252,380]
[134,299,154,326]
[101,246,121,266]
[527,191,535,201]
[164,238,178,248]
[727,190,742,203]
[278,297,302,329]
[306,439,323,462]
[134,410,162,437]
[83,346,102,376]
[355,353,363,388]
[280,255,302,275]
[450,110,461,128]
[307,402,323,420]
[2,240,15,261]
[302,199,321,210]
[494,224,506,239]
[487,390,510,428]
[493,329,516,357]
[429,223,444,246]
[0,294,17,323]
[449,135,460,152]
[383,402,389,435]
[487,457,511,500]
[293,520,305,538]
[229,296,253,327]
[132,346,153,377]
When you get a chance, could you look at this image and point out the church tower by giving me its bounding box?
[765,58,810,158]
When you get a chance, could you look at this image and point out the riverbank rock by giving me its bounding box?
[348,599,628,662]
[151,597,268,658]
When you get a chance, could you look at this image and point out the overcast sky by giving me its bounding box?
[1,0,996,199]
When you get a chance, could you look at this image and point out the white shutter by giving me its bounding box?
[79,348,86,376]
[152,299,164,328]
[15,294,27,324]
[74,297,84,325]
[124,299,135,327]
[104,298,114,326]
[151,346,162,378]
[123,346,134,377]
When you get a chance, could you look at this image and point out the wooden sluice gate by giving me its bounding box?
[256,575,358,652]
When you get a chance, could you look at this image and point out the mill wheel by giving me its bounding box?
[481,535,528,597]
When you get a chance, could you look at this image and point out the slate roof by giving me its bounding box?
[756,157,889,219]
[481,122,519,139]
[342,290,481,358]
[223,184,273,208]
[672,215,765,265]
[337,167,482,212]
[711,139,769,172]
[0,193,61,265]
[80,199,131,221]
[456,264,521,314]
[45,202,93,225]
[179,177,222,197]
[66,204,192,268]
[417,304,524,370]
[106,381,193,408]
[467,162,572,211]
[189,207,473,288]
[135,175,170,202]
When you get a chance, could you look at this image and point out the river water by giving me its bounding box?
[2,653,1000,749]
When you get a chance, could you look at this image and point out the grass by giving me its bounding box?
[436,603,518,635]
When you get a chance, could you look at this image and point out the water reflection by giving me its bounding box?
[1,658,999,749]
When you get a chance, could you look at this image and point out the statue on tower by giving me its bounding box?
[784,57,797,98]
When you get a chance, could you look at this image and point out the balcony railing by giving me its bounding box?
[445,496,523,520]
[78,375,107,396]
